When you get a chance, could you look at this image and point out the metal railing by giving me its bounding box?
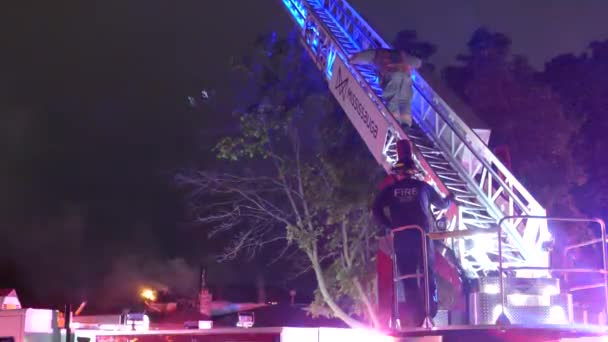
[496,215,608,325]
[563,230,608,324]
[390,225,433,329]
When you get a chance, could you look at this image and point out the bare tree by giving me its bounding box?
[176,98,382,327]
[176,32,386,328]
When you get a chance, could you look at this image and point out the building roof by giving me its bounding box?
[213,304,348,328]
[150,303,348,329]
[0,289,16,297]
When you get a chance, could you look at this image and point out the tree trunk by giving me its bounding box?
[353,276,381,328]
[310,252,368,329]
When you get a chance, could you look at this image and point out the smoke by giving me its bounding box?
[94,256,198,310]
[0,197,201,311]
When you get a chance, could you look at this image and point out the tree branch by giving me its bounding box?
[264,121,305,227]
[176,171,295,259]
[293,127,316,233]
[309,247,367,329]
[341,221,351,266]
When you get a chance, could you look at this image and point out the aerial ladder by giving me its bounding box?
[279,0,606,331]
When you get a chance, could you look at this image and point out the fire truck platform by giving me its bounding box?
[71,324,608,342]
[390,324,608,341]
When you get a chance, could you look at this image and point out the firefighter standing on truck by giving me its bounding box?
[372,146,453,326]
[349,48,421,128]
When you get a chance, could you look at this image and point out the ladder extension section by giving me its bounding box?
[280,0,551,276]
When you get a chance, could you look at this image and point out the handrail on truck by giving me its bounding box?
[389,225,509,330]
[390,225,433,329]
[389,217,607,330]
[496,215,608,325]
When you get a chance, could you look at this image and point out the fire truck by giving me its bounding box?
[3,0,608,340]
[277,0,608,339]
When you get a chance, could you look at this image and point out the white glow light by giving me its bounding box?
[484,284,500,294]
[542,285,559,296]
[549,305,567,324]
[492,304,504,322]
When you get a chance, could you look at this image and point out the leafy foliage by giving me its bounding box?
[544,40,608,223]
[442,27,587,244]
[540,42,608,290]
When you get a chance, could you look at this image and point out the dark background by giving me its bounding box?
[1,0,607,309]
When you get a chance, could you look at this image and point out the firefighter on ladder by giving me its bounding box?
[349,48,421,129]
[372,141,454,327]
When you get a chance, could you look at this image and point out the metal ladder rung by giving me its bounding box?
[420,151,444,158]
[444,184,469,191]
[421,152,445,158]
[394,274,424,281]
[409,135,427,142]
[435,170,459,176]
[416,145,436,152]
[442,179,467,185]
[437,174,463,182]
[446,185,473,194]
[460,205,487,211]
[428,164,453,172]
[455,194,478,199]
[448,186,471,193]
[427,162,451,168]
[569,283,607,292]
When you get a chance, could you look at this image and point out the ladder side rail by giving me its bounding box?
[322,0,391,50]
[318,0,543,216]
[410,70,551,259]
[299,5,510,271]
[314,0,549,257]
[411,85,533,260]
[320,0,543,217]
[412,72,543,212]
[297,9,397,172]
[308,0,498,205]
[282,0,540,270]
[308,0,533,259]
[298,1,454,197]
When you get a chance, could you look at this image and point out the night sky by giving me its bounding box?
[1,0,607,307]
[351,0,608,69]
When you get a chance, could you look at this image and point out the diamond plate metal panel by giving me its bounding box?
[469,293,573,325]
[477,277,561,295]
